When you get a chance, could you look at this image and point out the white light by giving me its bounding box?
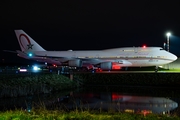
[166,32,171,37]
[33,66,38,71]
[19,69,27,72]
[28,53,32,57]
[33,65,41,71]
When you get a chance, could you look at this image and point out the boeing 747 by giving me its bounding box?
[14,30,177,72]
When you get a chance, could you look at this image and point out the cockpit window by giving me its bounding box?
[160,49,164,50]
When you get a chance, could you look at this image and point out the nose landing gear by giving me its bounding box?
[155,66,159,73]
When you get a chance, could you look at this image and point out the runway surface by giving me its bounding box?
[71,70,180,74]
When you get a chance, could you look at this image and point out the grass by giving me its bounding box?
[121,66,180,72]
[0,74,79,98]
[0,108,180,120]
[74,72,180,87]
[159,69,180,72]
[1,71,180,98]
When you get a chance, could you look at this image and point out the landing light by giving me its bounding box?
[33,65,41,71]
[33,66,38,71]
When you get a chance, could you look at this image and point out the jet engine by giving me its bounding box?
[100,62,112,70]
[99,60,132,70]
[68,60,82,67]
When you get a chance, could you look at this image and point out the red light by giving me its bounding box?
[142,45,146,48]
[112,65,121,70]
[95,68,102,72]
[53,64,57,67]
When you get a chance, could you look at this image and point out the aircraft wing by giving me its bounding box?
[16,50,62,65]
[34,53,132,69]
[17,50,132,70]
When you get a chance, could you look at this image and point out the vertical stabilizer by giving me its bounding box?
[15,30,46,52]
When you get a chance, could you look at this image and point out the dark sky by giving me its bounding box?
[1,1,180,63]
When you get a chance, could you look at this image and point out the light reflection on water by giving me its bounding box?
[0,86,179,115]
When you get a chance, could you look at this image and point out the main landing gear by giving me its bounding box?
[155,66,159,73]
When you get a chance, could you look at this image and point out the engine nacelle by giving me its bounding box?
[68,60,82,67]
[100,62,112,70]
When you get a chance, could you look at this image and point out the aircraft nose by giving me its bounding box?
[171,53,177,61]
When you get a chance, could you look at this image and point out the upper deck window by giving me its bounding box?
[139,50,149,52]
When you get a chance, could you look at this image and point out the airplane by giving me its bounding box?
[13,30,177,72]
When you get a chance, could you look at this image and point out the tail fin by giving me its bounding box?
[14,30,46,52]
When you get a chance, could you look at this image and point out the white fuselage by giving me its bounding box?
[32,47,177,67]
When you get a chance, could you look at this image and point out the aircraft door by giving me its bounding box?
[96,54,99,58]
[134,47,138,53]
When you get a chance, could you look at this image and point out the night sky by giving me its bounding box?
[1,1,180,64]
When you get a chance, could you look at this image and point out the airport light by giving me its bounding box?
[163,42,166,50]
[166,32,171,70]
[166,32,171,52]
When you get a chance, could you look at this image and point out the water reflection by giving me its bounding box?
[111,93,177,114]
[0,87,178,115]
[55,92,178,115]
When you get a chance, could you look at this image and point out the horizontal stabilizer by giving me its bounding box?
[3,50,17,54]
